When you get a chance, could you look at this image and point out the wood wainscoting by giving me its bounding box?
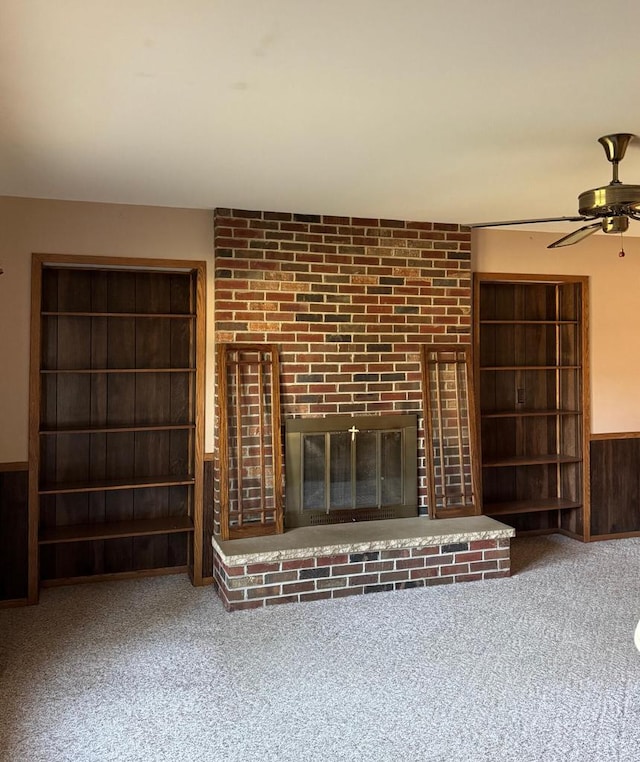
[203,453,215,578]
[0,462,29,606]
[1,456,214,607]
[590,432,640,539]
[5,432,634,605]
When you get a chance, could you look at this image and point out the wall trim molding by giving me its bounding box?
[590,432,640,441]
[0,462,28,472]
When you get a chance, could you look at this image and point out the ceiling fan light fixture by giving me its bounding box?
[602,215,629,234]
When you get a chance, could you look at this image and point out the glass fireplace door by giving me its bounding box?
[286,415,417,527]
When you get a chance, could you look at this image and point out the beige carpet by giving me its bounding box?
[1,534,640,761]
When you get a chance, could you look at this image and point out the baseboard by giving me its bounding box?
[512,528,557,538]
[556,528,587,542]
[0,597,28,608]
[40,565,189,588]
[589,530,640,542]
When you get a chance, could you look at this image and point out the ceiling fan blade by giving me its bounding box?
[547,222,602,249]
[468,216,589,229]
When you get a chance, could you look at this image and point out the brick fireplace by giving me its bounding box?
[211,208,512,609]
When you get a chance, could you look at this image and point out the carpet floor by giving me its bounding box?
[1,534,640,762]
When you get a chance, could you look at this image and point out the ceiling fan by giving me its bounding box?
[469,133,640,248]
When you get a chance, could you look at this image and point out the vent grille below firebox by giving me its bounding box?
[310,509,397,526]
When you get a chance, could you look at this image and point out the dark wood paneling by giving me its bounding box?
[203,457,214,578]
[16,456,211,592]
[0,469,29,601]
[40,535,188,581]
[495,511,558,534]
[480,282,557,321]
[590,437,640,536]
[39,486,192,581]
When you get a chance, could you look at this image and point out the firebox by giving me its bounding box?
[284,414,418,527]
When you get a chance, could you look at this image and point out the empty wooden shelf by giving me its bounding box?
[39,516,194,544]
[481,409,580,418]
[39,424,196,435]
[40,368,196,374]
[483,498,582,517]
[474,274,589,538]
[482,454,582,468]
[28,254,207,603]
[39,476,196,495]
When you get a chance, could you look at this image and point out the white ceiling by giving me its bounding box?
[3,0,640,232]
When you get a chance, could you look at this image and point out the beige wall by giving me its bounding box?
[0,196,214,463]
[2,201,636,461]
[473,228,640,435]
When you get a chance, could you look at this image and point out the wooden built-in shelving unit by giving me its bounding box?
[28,254,207,603]
[474,273,589,538]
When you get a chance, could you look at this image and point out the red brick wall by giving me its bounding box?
[213,538,511,611]
[214,208,472,520]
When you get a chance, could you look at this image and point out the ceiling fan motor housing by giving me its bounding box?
[602,215,629,234]
[578,184,640,219]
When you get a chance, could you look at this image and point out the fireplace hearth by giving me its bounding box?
[284,414,418,527]
[212,515,515,611]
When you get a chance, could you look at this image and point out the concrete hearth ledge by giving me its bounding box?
[212,515,515,566]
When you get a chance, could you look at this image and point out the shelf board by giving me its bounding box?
[39,515,194,545]
[39,423,195,435]
[42,311,195,319]
[484,498,582,516]
[480,365,581,371]
[41,566,189,587]
[39,475,195,495]
[481,409,581,419]
[479,320,579,325]
[483,454,582,468]
[41,368,196,374]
